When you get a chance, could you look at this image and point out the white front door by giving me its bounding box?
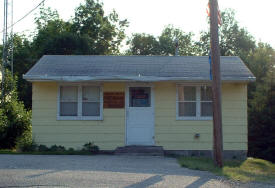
[126,86,154,145]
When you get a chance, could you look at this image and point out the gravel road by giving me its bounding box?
[0,154,273,188]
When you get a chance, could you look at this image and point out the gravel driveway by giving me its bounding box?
[0,154,273,188]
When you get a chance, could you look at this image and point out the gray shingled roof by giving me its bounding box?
[23,55,255,82]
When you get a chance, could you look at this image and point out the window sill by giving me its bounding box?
[57,116,103,121]
[176,117,213,121]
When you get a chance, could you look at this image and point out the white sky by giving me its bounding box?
[1,0,275,49]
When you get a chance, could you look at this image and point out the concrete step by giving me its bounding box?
[115,146,164,156]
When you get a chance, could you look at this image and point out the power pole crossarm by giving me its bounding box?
[209,0,223,167]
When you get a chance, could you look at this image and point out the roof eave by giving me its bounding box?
[23,75,256,83]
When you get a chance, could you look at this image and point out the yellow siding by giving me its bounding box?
[154,82,247,150]
[32,81,247,151]
[32,82,125,150]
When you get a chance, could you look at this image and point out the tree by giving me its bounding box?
[247,43,274,83]
[72,0,128,55]
[247,44,275,162]
[127,25,195,56]
[32,7,77,58]
[196,9,256,61]
[0,71,31,149]
[37,32,91,55]
[158,25,195,56]
[12,35,35,109]
[127,33,160,55]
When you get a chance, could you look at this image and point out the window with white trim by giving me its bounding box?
[58,85,103,120]
[177,85,213,120]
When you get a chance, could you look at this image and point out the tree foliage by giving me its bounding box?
[158,26,195,56]
[127,25,195,56]
[33,7,89,57]
[247,45,275,162]
[72,0,128,55]
[197,9,256,60]
[126,33,160,55]
[12,35,35,108]
[0,71,31,149]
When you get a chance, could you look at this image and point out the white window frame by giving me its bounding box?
[176,84,213,121]
[57,83,103,120]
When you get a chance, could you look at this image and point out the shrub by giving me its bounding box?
[16,133,37,152]
[0,109,8,142]
[38,144,49,152]
[0,70,32,149]
[68,147,75,152]
[16,137,38,152]
[0,99,32,149]
[82,142,99,153]
[50,145,66,152]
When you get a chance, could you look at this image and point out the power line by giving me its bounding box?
[0,0,47,34]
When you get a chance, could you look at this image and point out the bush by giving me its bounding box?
[82,142,99,153]
[38,144,49,152]
[68,147,75,152]
[50,145,66,152]
[0,99,32,149]
[16,135,38,152]
[16,133,37,152]
[0,109,8,142]
[0,71,32,149]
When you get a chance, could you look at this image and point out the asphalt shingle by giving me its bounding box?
[23,55,255,82]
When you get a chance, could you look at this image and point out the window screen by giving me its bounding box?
[178,86,196,117]
[201,86,213,117]
[82,86,100,116]
[60,86,78,116]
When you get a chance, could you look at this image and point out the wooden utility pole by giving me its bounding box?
[1,0,8,104]
[209,0,223,167]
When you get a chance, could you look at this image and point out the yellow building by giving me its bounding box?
[24,55,255,159]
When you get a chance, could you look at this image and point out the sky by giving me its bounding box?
[1,0,275,49]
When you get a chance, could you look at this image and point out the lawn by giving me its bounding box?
[178,157,275,184]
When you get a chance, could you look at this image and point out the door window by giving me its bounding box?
[129,87,151,107]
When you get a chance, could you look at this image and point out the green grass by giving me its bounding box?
[178,157,275,184]
[0,149,93,155]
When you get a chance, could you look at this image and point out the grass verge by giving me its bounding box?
[178,157,275,184]
[0,149,93,155]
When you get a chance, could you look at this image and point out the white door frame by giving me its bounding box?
[125,83,155,145]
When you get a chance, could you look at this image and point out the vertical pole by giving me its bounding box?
[11,0,14,77]
[1,0,7,103]
[209,0,223,167]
